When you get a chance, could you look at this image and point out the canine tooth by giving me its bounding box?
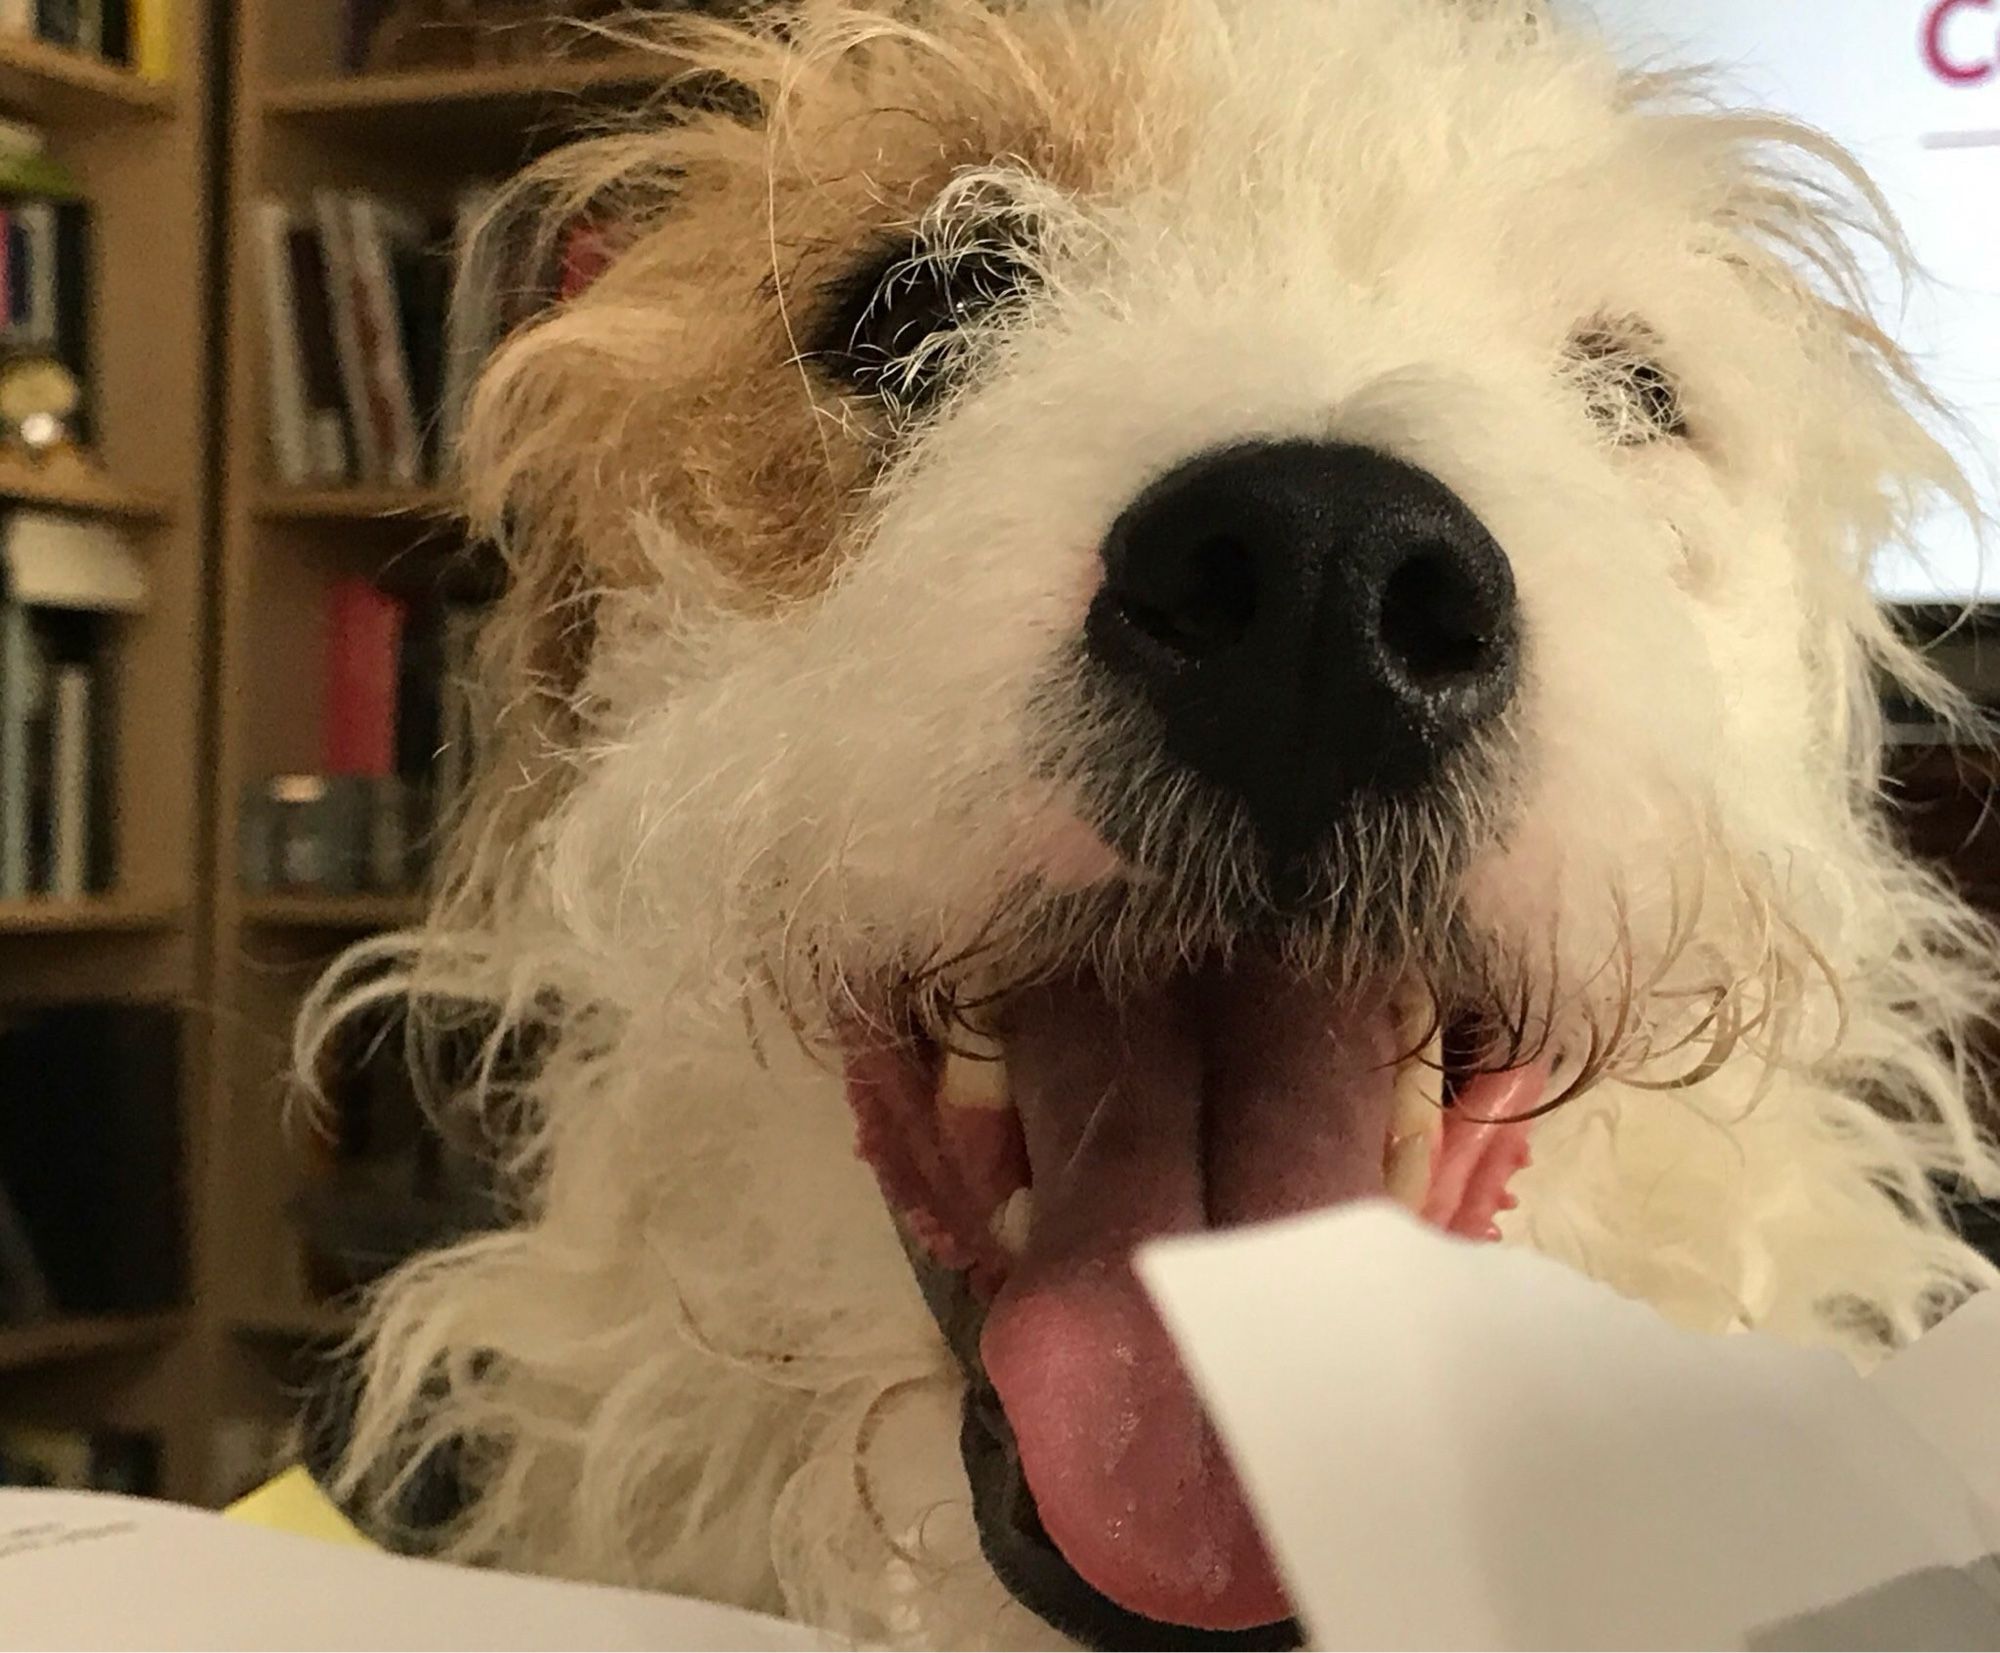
[992,1189,1034,1255]
[1385,1028,1444,1211]
[940,1036,1011,1111]
[1390,979,1436,1049]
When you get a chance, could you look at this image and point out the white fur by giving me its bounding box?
[304,1,2000,1645]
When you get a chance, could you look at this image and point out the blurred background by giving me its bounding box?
[0,0,1991,1511]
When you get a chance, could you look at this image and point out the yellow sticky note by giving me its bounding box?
[223,1467,373,1549]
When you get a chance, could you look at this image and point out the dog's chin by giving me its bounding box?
[838,953,1548,1648]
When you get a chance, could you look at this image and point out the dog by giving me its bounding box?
[302,0,2000,1644]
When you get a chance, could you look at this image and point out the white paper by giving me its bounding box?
[1138,1203,2000,1651]
[0,1489,829,1652]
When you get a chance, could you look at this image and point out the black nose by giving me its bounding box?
[1084,439,1519,882]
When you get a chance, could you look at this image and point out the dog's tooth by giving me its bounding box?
[991,1189,1033,1255]
[939,1035,1010,1112]
[1385,1027,1444,1212]
[1390,979,1436,1050]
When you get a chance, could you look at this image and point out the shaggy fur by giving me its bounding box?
[303,0,2000,1644]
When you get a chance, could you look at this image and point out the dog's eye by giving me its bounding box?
[814,233,1034,408]
[1567,326,1689,445]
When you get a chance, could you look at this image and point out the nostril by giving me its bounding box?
[1378,545,1503,685]
[1112,532,1258,658]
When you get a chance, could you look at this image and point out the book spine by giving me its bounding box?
[0,605,36,900]
[34,0,79,50]
[345,195,422,487]
[47,660,86,900]
[0,0,30,38]
[314,190,383,482]
[323,578,404,777]
[131,0,167,80]
[52,200,90,443]
[75,0,99,56]
[101,0,125,63]
[441,186,500,466]
[20,200,56,347]
[289,222,354,481]
[255,199,313,487]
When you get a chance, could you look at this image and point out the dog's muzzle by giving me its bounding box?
[1084,439,1520,901]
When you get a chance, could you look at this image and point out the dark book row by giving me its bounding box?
[0,1002,186,1326]
[0,511,144,903]
[258,186,608,489]
[0,0,169,73]
[240,575,492,897]
[293,992,521,1297]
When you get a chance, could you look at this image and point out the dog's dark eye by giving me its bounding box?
[814,232,1034,409]
[1567,326,1689,445]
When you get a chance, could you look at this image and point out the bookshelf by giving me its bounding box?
[200,0,679,1505]
[0,7,214,1506]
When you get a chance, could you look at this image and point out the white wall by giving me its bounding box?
[1564,1,2000,600]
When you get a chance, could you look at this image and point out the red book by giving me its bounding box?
[560,219,613,302]
[323,577,405,776]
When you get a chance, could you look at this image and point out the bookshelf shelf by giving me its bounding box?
[240,892,426,931]
[0,459,172,522]
[0,1311,184,1371]
[229,1301,359,1342]
[0,896,181,934]
[0,36,174,124]
[254,484,455,523]
[265,53,673,123]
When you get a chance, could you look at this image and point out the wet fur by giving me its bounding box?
[303,1,2000,1644]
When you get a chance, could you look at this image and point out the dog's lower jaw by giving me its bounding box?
[843,960,1545,1646]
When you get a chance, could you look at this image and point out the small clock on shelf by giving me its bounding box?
[0,356,85,465]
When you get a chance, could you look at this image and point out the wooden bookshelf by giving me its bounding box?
[0,35,175,124]
[253,483,454,522]
[0,1312,186,1372]
[0,4,213,1507]
[199,2,685,1508]
[0,895,181,933]
[240,891,426,930]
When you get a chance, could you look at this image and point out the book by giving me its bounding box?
[33,0,79,50]
[288,221,354,480]
[0,601,39,900]
[0,0,30,38]
[16,198,56,347]
[440,183,501,466]
[0,1169,51,1323]
[314,189,384,482]
[0,1003,185,1315]
[45,660,86,899]
[0,1426,157,1494]
[345,194,426,486]
[0,1485,825,1647]
[323,578,405,777]
[129,0,166,79]
[0,511,144,900]
[254,199,314,487]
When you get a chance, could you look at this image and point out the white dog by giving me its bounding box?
[304,1,2000,1644]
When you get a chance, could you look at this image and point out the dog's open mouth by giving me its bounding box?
[839,957,1546,1647]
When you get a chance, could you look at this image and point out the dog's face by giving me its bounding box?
[445,0,1966,1639]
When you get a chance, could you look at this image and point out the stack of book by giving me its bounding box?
[0,510,145,903]
[0,1003,185,1327]
[239,575,490,898]
[257,187,608,490]
[0,0,172,77]
[0,123,94,442]
[0,1423,158,1493]
[293,992,512,1297]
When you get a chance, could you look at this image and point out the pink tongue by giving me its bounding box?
[979,964,1399,1631]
